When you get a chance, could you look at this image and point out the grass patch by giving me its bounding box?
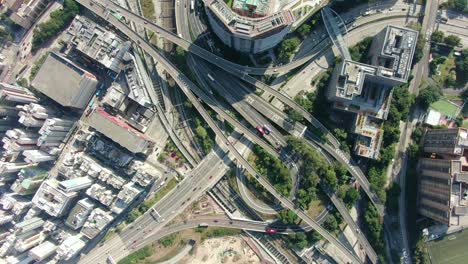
[432,52,457,87]
[224,0,233,8]
[427,230,468,264]
[118,245,153,264]
[430,98,460,118]
[141,0,155,20]
[463,119,468,129]
[201,227,242,240]
[159,233,178,247]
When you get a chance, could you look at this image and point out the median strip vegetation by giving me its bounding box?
[118,245,153,264]
[126,178,178,224]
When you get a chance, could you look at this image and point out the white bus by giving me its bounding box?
[207,73,215,82]
[191,0,195,11]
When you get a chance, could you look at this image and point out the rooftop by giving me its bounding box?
[81,208,114,239]
[32,179,77,217]
[30,52,98,109]
[65,16,130,73]
[204,0,295,38]
[88,108,152,154]
[377,26,418,81]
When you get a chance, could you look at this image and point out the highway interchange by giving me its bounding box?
[73,0,437,263]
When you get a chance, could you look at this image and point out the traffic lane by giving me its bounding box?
[190,56,289,149]
[438,23,468,47]
[119,12,361,262]
[196,60,288,146]
[81,152,231,263]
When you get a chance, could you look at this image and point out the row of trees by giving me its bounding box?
[431,31,462,47]
[251,144,292,196]
[443,0,467,11]
[367,85,415,202]
[455,49,468,86]
[31,0,80,51]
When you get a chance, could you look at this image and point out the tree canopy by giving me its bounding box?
[418,85,442,109]
[31,0,80,51]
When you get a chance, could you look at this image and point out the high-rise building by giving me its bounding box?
[417,128,468,226]
[327,26,419,159]
[0,83,38,104]
[64,15,131,74]
[32,179,78,217]
[423,128,468,156]
[58,177,93,193]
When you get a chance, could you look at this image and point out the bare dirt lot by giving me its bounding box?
[181,236,260,264]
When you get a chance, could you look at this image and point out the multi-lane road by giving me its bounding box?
[74,0,434,263]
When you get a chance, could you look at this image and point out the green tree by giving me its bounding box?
[418,85,442,109]
[333,128,347,143]
[297,24,311,38]
[31,0,80,51]
[287,109,304,123]
[323,214,338,232]
[195,126,207,138]
[279,209,298,225]
[277,37,300,62]
[431,30,444,43]
[444,35,461,47]
[448,0,467,11]
[343,188,360,208]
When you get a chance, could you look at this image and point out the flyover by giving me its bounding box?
[76,3,363,262]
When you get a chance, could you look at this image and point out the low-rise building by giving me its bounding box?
[85,183,115,207]
[423,128,468,156]
[65,198,95,230]
[6,0,51,29]
[88,108,153,154]
[418,128,468,226]
[81,208,114,239]
[29,241,57,262]
[111,182,142,214]
[55,235,86,261]
[10,167,47,195]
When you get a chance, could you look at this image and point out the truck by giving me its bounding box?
[190,0,194,11]
[150,208,161,221]
[198,223,209,228]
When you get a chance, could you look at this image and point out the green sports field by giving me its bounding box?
[430,99,460,118]
[427,230,468,264]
